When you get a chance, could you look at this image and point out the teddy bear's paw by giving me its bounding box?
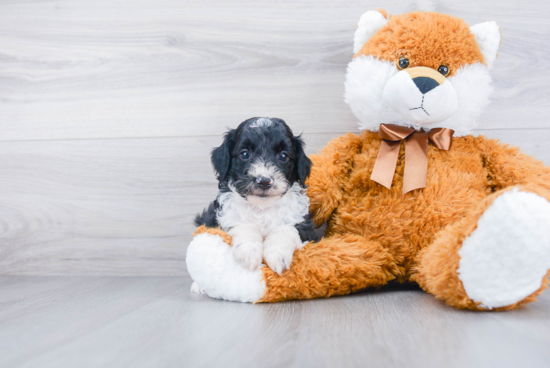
[186,233,266,303]
[457,189,550,309]
[263,226,302,276]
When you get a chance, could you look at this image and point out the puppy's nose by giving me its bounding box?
[413,77,439,94]
[255,176,273,190]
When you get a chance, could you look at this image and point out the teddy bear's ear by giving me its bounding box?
[353,10,388,54]
[470,21,501,69]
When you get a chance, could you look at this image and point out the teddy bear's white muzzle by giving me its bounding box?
[383,67,458,125]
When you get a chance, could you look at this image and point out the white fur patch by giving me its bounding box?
[470,21,500,69]
[345,56,493,136]
[216,182,309,276]
[457,189,550,309]
[190,282,206,294]
[247,160,288,198]
[186,233,266,303]
[263,225,302,275]
[353,10,388,54]
[217,182,309,238]
[424,63,493,136]
[383,70,458,125]
[229,223,264,271]
[345,56,401,132]
[246,195,282,207]
[249,117,273,128]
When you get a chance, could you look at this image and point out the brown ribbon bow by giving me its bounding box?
[370,124,454,194]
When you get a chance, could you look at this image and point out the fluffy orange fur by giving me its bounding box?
[191,11,549,310]
[357,12,486,75]
[194,225,233,245]
[193,133,550,309]
[258,132,550,309]
[413,184,550,311]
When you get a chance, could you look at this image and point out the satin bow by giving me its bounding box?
[370,124,454,194]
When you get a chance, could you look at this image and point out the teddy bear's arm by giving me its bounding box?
[306,133,363,226]
[479,137,550,192]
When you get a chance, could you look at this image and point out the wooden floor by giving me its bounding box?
[2,1,550,366]
[0,276,549,368]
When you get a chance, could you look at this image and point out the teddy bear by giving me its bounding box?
[186,10,550,310]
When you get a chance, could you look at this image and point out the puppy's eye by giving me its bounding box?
[278,152,290,163]
[239,150,250,160]
[398,57,410,70]
[437,65,450,76]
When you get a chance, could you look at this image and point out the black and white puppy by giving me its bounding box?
[195,117,318,275]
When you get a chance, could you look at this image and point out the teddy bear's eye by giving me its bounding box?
[438,65,450,76]
[398,57,410,70]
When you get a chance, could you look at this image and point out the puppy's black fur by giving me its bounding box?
[195,117,319,242]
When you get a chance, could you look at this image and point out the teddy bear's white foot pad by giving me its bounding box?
[186,233,266,303]
[458,189,550,309]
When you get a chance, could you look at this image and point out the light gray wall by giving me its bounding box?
[1,0,549,275]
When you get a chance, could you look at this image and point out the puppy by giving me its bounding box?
[195,117,318,276]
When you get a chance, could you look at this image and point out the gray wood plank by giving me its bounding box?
[0,276,549,368]
[0,133,330,276]
[1,0,550,141]
[1,129,550,276]
[0,277,183,368]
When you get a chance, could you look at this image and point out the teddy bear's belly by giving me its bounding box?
[326,150,491,265]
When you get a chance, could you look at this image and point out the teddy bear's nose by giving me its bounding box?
[413,76,440,94]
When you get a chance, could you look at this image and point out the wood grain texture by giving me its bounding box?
[1,0,550,275]
[1,0,550,141]
[1,129,549,276]
[0,276,549,368]
[0,133,328,275]
[1,2,549,365]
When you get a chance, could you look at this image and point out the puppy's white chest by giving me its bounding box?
[216,183,309,235]
[233,204,289,236]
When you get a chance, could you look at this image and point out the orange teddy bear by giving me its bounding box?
[186,10,550,310]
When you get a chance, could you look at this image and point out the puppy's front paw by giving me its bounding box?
[263,227,302,276]
[190,281,206,294]
[263,243,294,276]
[232,240,263,270]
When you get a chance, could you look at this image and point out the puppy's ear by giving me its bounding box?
[211,129,236,182]
[293,135,312,187]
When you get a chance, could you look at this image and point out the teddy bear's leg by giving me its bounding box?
[186,228,399,303]
[186,227,267,303]
[257,234,399,302]
[413,186,550,310]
